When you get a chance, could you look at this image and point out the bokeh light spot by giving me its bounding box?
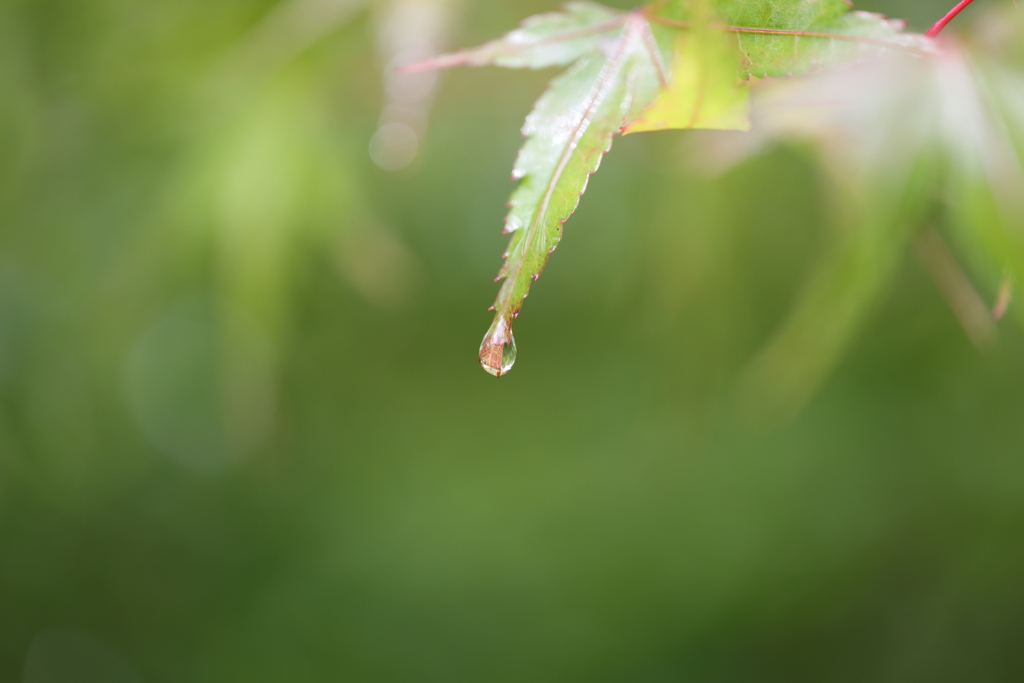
[369,122,419,171]
[123,296,275,473]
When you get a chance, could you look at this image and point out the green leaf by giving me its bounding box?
[740,154,939,418]
[623,25,751,133]
[478,13,672,375]
[408,5,678,375]
[409,0,931,376]
[656,0,930,79]
[626,0,930,135]
[402,1,626,72]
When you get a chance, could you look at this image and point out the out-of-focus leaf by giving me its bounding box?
[372,0,462,171]
[740,156,938,418]
[912,227,998,349]
[713,30,1024,415]
[730,51,939,415]
[941,57,1024,293]
[206,0,371,96]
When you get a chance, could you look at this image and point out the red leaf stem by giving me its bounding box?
[925,0,977,37]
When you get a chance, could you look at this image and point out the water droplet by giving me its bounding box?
[479,318,517,377]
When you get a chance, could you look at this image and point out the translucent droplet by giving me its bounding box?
[479,318,517,377]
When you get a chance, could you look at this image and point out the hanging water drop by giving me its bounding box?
[479,318,517,376]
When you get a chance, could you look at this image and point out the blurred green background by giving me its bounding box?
[2,0,1024,681]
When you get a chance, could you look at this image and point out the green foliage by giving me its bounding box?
[472,13,674,375]
[662,0,930,77]
[8,2,1024,681]
[415,0,931,379]
[717,24,1024,412]
[404,1,624,70]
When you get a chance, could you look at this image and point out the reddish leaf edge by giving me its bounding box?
[397,13,629,73]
